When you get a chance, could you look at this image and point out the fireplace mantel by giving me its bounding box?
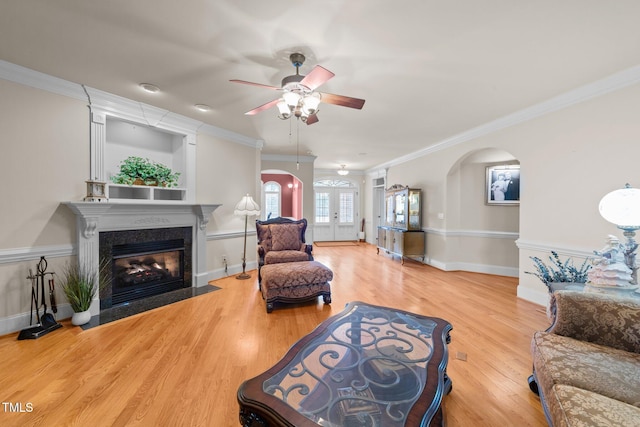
[63,202,220,315]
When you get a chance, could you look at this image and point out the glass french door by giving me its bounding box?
[314,186,358,241]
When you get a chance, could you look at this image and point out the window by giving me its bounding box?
[315,192,330,223]
[264,182,281,219]
[339,191,354,223]
[314,179,352,187]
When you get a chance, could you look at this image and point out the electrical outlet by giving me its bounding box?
[221,254,227,264]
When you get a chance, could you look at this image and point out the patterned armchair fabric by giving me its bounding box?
[530,291,640,426]
[255,218,313,281]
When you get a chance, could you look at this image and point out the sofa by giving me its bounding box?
[529,290,640,426]
[255,217,313,282]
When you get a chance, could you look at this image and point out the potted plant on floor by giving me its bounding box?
[60,261,105,326]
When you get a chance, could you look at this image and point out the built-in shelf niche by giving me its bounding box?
[87,87,198,203]
[108,183,186,202]
[105,117,188,202]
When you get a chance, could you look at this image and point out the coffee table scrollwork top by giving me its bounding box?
[237,301,453,426]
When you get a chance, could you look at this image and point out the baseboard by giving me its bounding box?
[200,261,258,282]
[424,258,518,277]
[517,285,548,307]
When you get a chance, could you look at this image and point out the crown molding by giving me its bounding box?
[314,168,364,176]
[261,153,317,163]
[0,59,87,101]
[198,123,263,148]
[368,64,640,173]
[0,60,263,148]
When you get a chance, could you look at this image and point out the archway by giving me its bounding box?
[260,170,303,220]
[444,147,520,276]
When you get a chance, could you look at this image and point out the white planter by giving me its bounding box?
[71,310,91,326]
[359,231,365,241]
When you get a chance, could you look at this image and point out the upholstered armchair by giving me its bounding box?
[255,217,313,282]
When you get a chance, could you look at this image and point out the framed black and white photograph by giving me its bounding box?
[486,165,520,205]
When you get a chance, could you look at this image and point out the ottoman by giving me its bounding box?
[259,261,333,313]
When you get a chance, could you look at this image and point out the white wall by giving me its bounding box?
[0,79,87,331]
[197,132,261,275]
[377,80,640,305]
[0,75,262,335]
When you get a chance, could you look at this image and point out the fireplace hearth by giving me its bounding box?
[99,227,192,310]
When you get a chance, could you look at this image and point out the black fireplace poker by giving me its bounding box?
[18,256,62,340]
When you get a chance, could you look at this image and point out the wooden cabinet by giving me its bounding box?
[378,185,424,264]
[377,226,425,264]
[384,185,422,230]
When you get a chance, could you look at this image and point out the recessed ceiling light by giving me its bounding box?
[195,104,211,112]
[139,83,160,93]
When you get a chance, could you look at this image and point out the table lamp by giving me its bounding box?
[598,183,640,284]
[234,194,261,280]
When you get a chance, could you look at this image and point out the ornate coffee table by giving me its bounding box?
[237,301,453,426]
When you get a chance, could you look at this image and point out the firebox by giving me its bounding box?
[99,226,193,310]
[111,239,185,305]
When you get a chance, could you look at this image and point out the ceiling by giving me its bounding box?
[2,1,640,171]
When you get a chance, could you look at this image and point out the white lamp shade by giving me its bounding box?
[302,93,321,115]
[276,101,291,119]
[282,91,301,108]
[599,185,640,227]
[234,194,261,216]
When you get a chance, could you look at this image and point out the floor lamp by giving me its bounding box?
[234,194,261,280]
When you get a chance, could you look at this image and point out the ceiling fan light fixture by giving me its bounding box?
[302,92,321,115]
[283,91,301,109]
[276,101,291,120]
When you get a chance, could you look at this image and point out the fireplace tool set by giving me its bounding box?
[18,256,62,340]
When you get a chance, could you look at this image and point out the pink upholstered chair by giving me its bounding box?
[255,218,313,282]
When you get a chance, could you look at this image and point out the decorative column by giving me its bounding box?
[63,202,113,315]
[90,111,107,181]
[193,204,221,286]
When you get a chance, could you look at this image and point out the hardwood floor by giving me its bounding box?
[0,243,549,426]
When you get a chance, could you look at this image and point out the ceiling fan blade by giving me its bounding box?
[305,114,319,125]
[300,66,334,90]
[319,92,366,110]
[230,79,280,90]
[245,98,280,115]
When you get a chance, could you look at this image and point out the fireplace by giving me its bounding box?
[111,238,185,305]
[99,226,193,309]
[64,202,220,318]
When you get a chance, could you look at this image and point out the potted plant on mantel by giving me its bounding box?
[111,156,181,188]
[526,250,592,319]
[60,261,105,326]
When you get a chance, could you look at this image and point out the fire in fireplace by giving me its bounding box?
[99,227,193,309]
[111,239,185,305]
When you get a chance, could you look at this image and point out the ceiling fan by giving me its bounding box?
[230,53,365,125]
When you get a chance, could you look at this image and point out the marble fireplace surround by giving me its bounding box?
[64,202,220,317]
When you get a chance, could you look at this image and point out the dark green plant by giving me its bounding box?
[526,251,592,290]
[60,261,108,313]
[152,162,180,187]
[111,156,180,187]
